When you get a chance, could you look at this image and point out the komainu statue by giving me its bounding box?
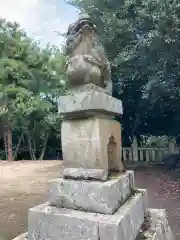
[65,13,112,94]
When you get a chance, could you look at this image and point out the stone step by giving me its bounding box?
[48,170,135,214]
[28,191,147,240]
[12,204,175,240]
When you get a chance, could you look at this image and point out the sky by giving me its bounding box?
[0,0,79,47]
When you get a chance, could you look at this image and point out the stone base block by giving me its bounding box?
[136,209,175,240]
[13,208,175,240]
[99,191,147,240]
[12,199,175,240]
[28,192,147,240]
[48,171,135,214]
[58,89,123,118]
[62,117,124,177]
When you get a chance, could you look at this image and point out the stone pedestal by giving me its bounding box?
[13,165,175,240]
[28,192,146,240]
[13,207,175,240]
[13,89,175,240]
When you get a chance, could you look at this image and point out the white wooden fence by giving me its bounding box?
[122,137,180,163]
[122,147,180,163]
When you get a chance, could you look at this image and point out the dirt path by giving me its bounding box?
[0,161,63,240]
[0,162,180,240]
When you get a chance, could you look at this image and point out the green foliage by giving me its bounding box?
[67,0,180,144]
[142,135,170,147]
[0,18,66,160]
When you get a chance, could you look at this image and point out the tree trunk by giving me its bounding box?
[26,128,36,160]
[13,132,24,160]
[7,124,13,161]
[39,133,49,160]
[4,125,8,160]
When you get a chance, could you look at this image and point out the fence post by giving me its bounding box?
[168,137,176,154]
[132,136,138,162]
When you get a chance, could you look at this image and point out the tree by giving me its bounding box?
[67,0,180,144]
[0,18,66,160]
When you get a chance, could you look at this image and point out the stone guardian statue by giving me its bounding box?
[65,13,112,94]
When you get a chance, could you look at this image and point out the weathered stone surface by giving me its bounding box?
[14,207,175,240]
[136,209,175,240]
[149,209,175,240]
[65,14,112,94]
[28,192,146,240]
[63,168,108,181]
[48,171,135,214]
[28,203,101,240]
[99,191,147,240]
[61,117,124,177]
[58,90,123,118]
[165,227,175,240]
[150,209,168,230]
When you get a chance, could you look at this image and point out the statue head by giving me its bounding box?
[67,13,96,36]
[66,13,97,56]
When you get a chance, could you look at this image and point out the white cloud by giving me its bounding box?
[0,0,78,47]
